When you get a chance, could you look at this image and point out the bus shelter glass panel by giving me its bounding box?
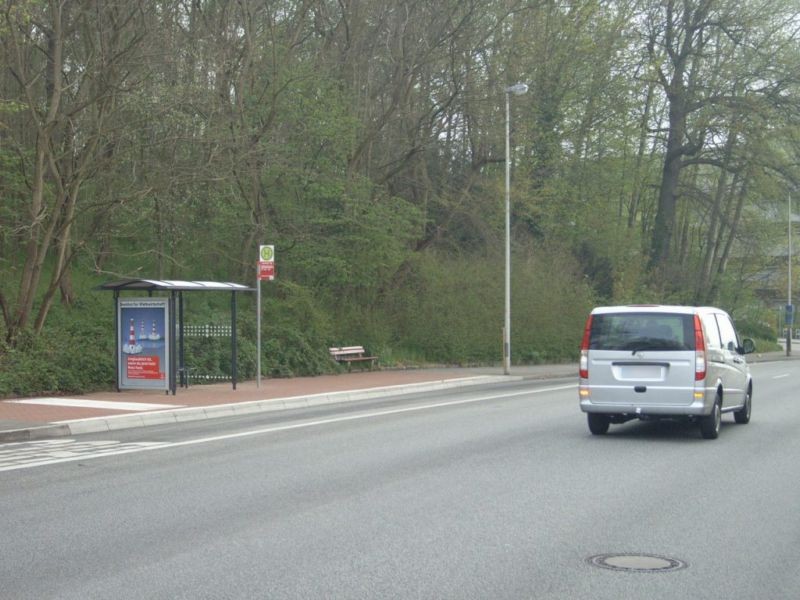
[117,298,170,390]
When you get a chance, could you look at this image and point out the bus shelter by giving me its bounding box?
[98,279,254,394]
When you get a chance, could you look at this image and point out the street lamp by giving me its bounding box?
[788,194,794,356]
[504,82,528,375]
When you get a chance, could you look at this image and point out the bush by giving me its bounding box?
[381,248,594,365]
[750,337,782,353]
[0,323,115,398]
[260,325,335,377]
[735,318,777,341]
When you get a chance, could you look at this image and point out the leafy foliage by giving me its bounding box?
[0,298,115,398]
[0,0,798,395]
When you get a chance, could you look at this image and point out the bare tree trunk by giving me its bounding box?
[628,80,656,229]
[33,184,80,333]
[697,133,737,302]
[650,92,687,270]
[9,2,65,339]
[648,0,711,273]
[708,172,748,301]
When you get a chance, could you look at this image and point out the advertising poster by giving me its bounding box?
[117,298,170,390]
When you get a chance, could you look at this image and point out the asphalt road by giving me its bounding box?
[1,361,798,599]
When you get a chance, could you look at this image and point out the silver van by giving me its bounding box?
[579,305,755,439]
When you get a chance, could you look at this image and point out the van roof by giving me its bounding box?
[590,305,723,315]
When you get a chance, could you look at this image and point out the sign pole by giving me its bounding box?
[256,272,262,388]
[256,245,274,388]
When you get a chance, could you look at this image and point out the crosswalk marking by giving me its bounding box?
[0,439,169,472]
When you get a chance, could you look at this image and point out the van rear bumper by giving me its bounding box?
[579,386,714,416]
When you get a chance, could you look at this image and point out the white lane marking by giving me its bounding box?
[0,384,576,472]
[772,374,789,379]
[7,398,184,411]
[170,384,577,446]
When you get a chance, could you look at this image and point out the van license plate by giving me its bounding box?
[613,365,664,381]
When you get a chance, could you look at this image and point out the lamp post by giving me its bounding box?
[504,83,528,375]
[788,194,793,357]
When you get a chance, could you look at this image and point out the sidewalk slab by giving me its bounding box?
[2,364,571,443]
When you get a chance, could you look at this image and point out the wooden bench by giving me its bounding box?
[329,346,378,370]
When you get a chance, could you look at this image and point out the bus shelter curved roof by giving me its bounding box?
[98,279,254,292]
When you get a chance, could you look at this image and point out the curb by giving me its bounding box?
[0,375,518,443]
[750,353,800,363]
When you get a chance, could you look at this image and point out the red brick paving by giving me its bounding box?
[0,368,475,429]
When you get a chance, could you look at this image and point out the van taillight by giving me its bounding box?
[579,315,593,379]
[694,314,706,381]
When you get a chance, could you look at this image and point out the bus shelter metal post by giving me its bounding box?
[169,292,177,395]
[113,290,120,392]
[179,291,186,388]
[231,291,238,390]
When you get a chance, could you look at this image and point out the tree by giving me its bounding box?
[0,0,147,341]
[643,0,800,282]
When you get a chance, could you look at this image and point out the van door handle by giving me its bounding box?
[733,357,744,364]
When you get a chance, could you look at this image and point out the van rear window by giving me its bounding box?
[589,313,695,351]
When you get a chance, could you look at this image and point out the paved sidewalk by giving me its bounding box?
[0,364,578,443]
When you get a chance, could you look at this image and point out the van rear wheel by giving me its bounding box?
[587,413,610,435]
[700,395,721,439]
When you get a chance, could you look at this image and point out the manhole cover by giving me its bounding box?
[588,553,687,573]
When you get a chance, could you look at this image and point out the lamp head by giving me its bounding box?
[506,83,529,95]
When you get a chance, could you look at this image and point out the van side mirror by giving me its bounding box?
[740,338,756,355]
